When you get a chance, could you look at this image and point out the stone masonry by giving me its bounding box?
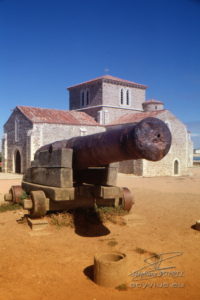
[68,75,147,124]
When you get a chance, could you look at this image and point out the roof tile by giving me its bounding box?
[17,106,99,126]
[108,110,166,125]
[68,75,147,89]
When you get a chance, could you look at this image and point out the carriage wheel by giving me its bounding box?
[30,190,47,218]
[121,187,134,212]
[7,185,24,203]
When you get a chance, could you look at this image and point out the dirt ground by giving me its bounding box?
[0,168,200,300]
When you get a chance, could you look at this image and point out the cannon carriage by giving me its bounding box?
[5,117,172,218]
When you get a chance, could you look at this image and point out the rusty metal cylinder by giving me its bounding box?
[35,117,171,170]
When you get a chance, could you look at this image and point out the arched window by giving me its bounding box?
[86,90,89,105]
[120,88,130,106]
[15,118,19,142]
[121,89,124,105]
[81,91,85,106]
[126,90,129,105]
[15,150,21,173]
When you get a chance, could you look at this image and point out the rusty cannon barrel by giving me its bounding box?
[5,117,172,218]
[35,117,172,170]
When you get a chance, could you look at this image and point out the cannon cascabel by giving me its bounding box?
[35,117,172,170]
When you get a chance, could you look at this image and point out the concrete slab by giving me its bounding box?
[27,217,48,231]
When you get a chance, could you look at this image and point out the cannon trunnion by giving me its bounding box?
[5,117,172,218]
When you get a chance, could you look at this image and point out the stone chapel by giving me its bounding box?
[2,75,193,176]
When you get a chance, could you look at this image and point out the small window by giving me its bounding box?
[174,160,179,175]
[121,89,124,105]
[81,91,85,106]
[86,90,89,105]
[120,88,130,106]
[155,105,157,110]
[15,118,19,142]
[80,127,87,136]
[126,90,129,105]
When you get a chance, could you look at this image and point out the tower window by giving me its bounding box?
[86,90,89,105]
[121,89,124,105]
[81,91,85,106]
[126,90,129,105]
[80,89,90,107]
[120,88,130,106]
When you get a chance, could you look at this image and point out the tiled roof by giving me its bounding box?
[67,75,147,89]
[17,106,99,125]
[143,99,164,105]
[108,110,166,125]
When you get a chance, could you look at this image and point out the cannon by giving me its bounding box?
[5,117,171,218]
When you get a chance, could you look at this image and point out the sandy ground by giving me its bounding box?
[0,168,200,300]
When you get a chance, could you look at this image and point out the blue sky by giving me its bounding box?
[0,0,200,146]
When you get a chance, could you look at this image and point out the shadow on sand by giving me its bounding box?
[73,207,110,237]
[191,224,200,231]
[83,265,94,281]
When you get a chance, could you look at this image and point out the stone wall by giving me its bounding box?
[102,82,145,110]
[142,111,192,176]
[3,108,32,173]
[75,107,102,122]
[143,102,164,112]
[78,106,142,124]
[109,110,193,176]
[187,134,193,168]
[69,81,102,110]
[31,123,105,162]
[97,106,142,124]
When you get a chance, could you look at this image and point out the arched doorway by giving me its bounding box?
[15,150,21,173]
[174,160,179,175]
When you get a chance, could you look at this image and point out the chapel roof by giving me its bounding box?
[107,110,166,125]
[17,106,99,126]
[67,75,147,90]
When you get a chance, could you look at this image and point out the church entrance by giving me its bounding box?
[174,160,179,175]
[15,150,21,173]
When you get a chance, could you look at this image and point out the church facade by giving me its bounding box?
[2,106,104,173]
[2,75,193,176]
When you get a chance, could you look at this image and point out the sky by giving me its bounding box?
[0,0,200,147]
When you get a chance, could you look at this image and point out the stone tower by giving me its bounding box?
[142,99,164,112]
[67,75,147,124]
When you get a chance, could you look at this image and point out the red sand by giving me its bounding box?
[0,168,200,300]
